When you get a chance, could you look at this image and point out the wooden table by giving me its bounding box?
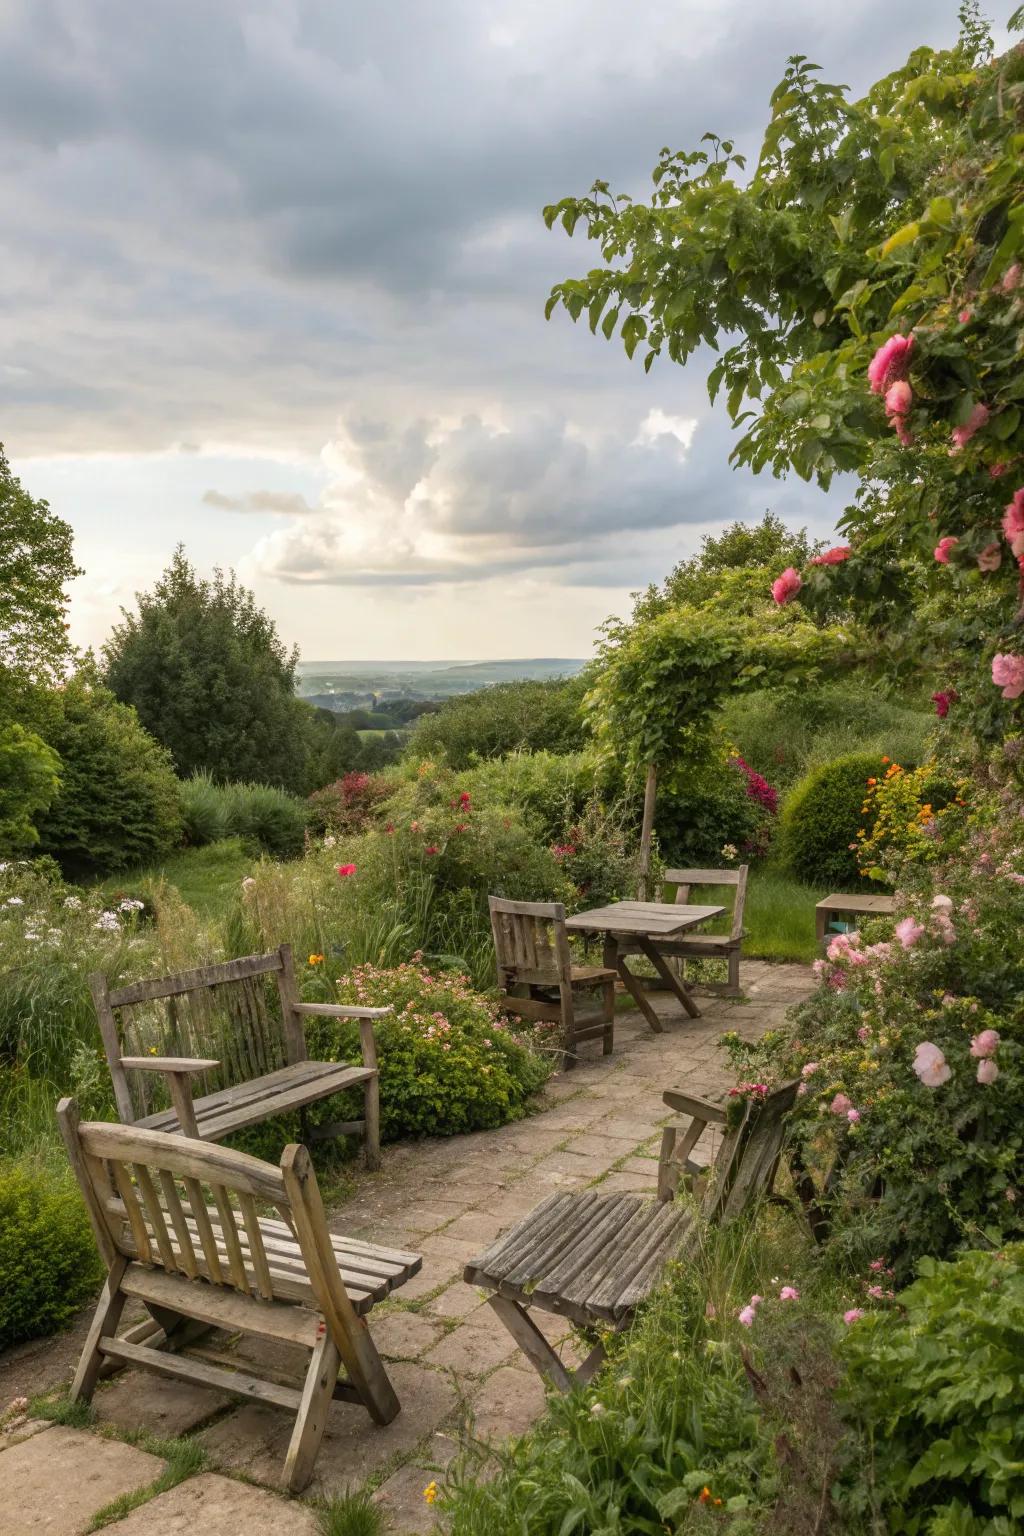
[815,892,896,943]
[565,901,724,1032]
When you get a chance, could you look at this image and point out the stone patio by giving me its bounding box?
[0,961,813,1535]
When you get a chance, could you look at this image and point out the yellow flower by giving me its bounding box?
[148,1045,158,1055]
[308,953,324,966]
[423,1481,439,1505]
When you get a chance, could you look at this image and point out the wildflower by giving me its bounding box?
[308,954,324,966]
[589,1402,606,1416]
[894,916,925,949]
[868,1259,886,1272]
[977,1058,1000,1085]
[335,864,357,877]
[5,896,24,907]
[94,911,120,932]
[866,1285,887,1300]
[720,842,738,860]
[771,567,802,606]
[801,1061,819,1078]
[424,846,439,856]
[241,877,256,891]
[809,545,851,565]
[843,1308,865,1325]
[959,307,972,323]
[970,1028,999,1058]
[847,1108,861,1124]
[63,895,82,910]
[978,543,1002,572]
[1002,489,1024,555]
[459,790,471,808]
[423,1481,439,1504]
[1002,262,1022,293]
[950,402,989,452]
[992,653,1024,701]
[705,1301,716,1319]
[934,535,959,564]
[118,898,145,913]
[737,1305,757,1327]
[323,835,337,848]
[931,690,955,719]
[867,333,913,394]
[779,1285,800,1301]
[913,1041,951,1087]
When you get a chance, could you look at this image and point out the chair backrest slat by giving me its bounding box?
[132,1162,178,1271]
[489,896,571,988]
[663,866,749,942]
[700,1079,799,1222]
[158,1169,199,1279]
[110,1160,153,1264]
[238,1192,275,1300]
[210,1184,250,1290]
[182,1175,223,1284]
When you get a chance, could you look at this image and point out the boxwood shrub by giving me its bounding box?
[780,752,894,888]
[0,1160,103,1350]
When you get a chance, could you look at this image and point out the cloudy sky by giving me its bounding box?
[3,1,973,661]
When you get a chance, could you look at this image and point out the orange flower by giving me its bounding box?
[881,756,890,764]
[867,777,877,786]
[308,954,324,966]
[699,1487,712,1503]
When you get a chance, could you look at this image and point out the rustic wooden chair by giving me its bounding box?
[57,1098,419,1492]
[618,865,749,997]
[91,945,386,1168]
[489,896,616,1068]
[464,1078,799,1390]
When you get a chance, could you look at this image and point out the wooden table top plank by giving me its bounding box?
[565,901,724,936]
[816,893,896,914]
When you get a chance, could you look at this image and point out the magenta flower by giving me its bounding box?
[894,916,925,949]
[992,653,1024,701]
[934,536,959,564]
[977,1059,1000,1085]
[932,690,955,720]
[809,545,851,566]
[978,543,1002,573]
[779,1286,800,1301]
[867,333,913,394]
[969,1029,1000,1059]
[843,1308,865,1325]
[913,1041,952,1087]
[771,567,802,606]
[335,863,357,877]
[958,308,972,323]
[950,402,989,452]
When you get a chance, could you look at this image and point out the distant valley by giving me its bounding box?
[296,657,586,712]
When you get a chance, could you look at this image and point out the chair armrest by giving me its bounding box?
[119,1057,218,1139]
[662,1088,727,1122]
[291,1002,391,1072]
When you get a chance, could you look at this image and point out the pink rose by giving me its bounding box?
[809,545,852,566]
[969,1029,1000,1058]
[977,1059,1000,1085]
[978,543,1002,572]
[993,654,1024,701]
[771,567,802,606]
[934,536,959,564]
[867,333,914,394]
[895,916,925,949]
[779,1286,800,1301]
[913,1041,951,1087]
[847,1108,861,1124]
[885,379,913,417]
[950,402,989,452]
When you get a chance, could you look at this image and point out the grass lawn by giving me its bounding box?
[96,837,255,921]
[743,868,826,964]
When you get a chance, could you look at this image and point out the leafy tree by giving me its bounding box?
[34,669,182,876]
[104,547,312,791]
[0,724,61,850]
[412,675,589,768]
[632,513,819,620]
[544,9,1024,742]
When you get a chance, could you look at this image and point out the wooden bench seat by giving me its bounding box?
[136,1060,375,1140]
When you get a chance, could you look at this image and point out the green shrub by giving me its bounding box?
[411,675,589,767]
[304,961,551,1139]
[306,771,396,838]
[0,1159,103,1348]
[780,752,892,888]
[657,753,774,867]
[0,724,61,852]
[181,771,307,857]
[839,1247,1024,1533]
[457,751,601,844]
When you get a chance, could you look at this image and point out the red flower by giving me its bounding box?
[809,545,851,566]
[459,790,471,808]
[931,690,957,720]
[335,863,357,877]
[424,845,439,856]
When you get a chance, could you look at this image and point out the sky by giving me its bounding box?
[2,0,974,661]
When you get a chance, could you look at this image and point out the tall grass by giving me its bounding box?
[180,770,308,856]
[743,869,824,963]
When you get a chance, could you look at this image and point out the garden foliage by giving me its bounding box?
[180,770,308,857]
[779,752,891,888]
[0,1159,103,1350]
[411,674,589,767]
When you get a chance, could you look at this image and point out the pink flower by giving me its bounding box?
[934,536,959,564]
[894,916,925,949]
[991,462,1010,479]
[868,1259,886,1272]
[809,545,851,566]
[830,1093,853,1117]
[771,567,802,606]
[1002,489,1024,556]
[801,1062,819,1078]
[737,1305,757,1328]
[866,1285,886,1300]
[868,333,914,394]
[969,1028,1000,1059]
[978,543,1002,572]
[424,845,439,856]
[959,308,972,323]
[885,379,912,416]
[992,653,1024,700]
[843,1309,865,1325]
[847,1108,861,1124]
[779,1286,800,1301]
[913,1041,952,1087]
[950,403,989,452]
[977,1058,1000,1085]
[1002,262,1022,293]
[335,863,357,877]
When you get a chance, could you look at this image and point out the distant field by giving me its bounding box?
[297,656,586,704]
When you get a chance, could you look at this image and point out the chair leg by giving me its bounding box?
[726,948,741,996]
[364,1074,381,1172]
[560,987,576,1071]
[484,1294,574,1391]
[283,1330,342,1494]
[657,1126,679,1203]
[601,978,615,1056]
[71,1255,129,1402]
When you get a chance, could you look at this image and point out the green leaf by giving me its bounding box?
[881,221,921,256]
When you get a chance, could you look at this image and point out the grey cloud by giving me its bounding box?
[202,488,316,515]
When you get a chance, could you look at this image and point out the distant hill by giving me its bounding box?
[296,658,586,707]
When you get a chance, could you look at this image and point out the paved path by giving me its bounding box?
[0,962,813,1535]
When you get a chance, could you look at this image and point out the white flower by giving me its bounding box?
[589,1402,606,1416]
[23,930,39,942]
[5,896,24,907]
[63,896,82,910]
[720,843,738,861]
[241,877,257,891]
[324,835,337,849]
[117,898,145,913]
[94,911,121,932]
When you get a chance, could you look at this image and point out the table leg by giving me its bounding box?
[815,906,828,944]
[636,936,702,1020]
[605,933,665,1034]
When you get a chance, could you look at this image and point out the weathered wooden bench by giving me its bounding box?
[464,1078,798,1388]
[616,866,749,997]
[58,1098,420,1492]
[91,944,386,1167]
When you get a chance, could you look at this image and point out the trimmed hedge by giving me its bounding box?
[780,752,893,888]
[0,1160,103,1349]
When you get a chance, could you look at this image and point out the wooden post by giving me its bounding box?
[638,762,658,900]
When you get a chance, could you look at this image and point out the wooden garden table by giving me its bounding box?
[565,900,724,1032]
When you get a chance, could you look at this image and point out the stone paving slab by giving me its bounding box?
[0,1424,163,1536]
[101,1473,318,1534]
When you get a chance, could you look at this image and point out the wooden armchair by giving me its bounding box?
[91,944,386,1168]
[618,865,749,997]
[464,1078,799,1390]
[57,1100,419,1492]
[489,896,616,1068]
